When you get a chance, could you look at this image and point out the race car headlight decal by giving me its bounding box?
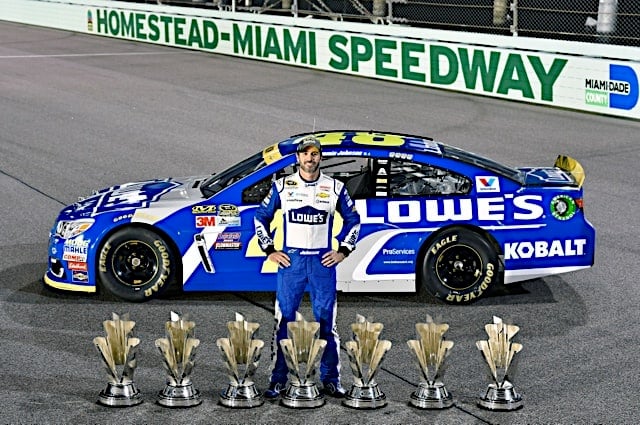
[55,219,95,239]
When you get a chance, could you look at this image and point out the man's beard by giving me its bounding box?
[300,161,319,174]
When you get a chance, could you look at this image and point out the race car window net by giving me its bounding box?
[201,152,266,198]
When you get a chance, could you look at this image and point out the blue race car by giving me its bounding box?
[44,131,595,303]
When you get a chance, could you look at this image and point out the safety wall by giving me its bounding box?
[2,0,639,120]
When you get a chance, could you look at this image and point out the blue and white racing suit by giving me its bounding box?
[254,171,360,385]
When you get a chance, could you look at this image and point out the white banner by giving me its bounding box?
[2,0,639,119]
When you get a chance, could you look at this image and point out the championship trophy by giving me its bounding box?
[280,312,327,408]
[216,312,265,408]
[476,316,523,411]
[155,311,202,407]
[93,313,143,407]
[343,314,392,409]
[406,315,455,409]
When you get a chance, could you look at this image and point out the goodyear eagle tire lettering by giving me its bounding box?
[421,228,499,304]
[97,228,174,302]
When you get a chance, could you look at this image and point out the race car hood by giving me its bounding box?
[60,176,207,219]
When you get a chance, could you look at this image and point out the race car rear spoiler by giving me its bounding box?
[555,155,585,187]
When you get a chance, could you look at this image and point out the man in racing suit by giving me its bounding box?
[254,136,360,399]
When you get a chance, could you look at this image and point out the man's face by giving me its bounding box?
[297,147,321,174]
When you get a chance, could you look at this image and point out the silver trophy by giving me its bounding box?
[343,314,392,409]
[155,311,202,407]
[280,312,327,408]
[407,315,455,409]
[93,313,143,407]
[476,316,523,411]
[216,312,265,408]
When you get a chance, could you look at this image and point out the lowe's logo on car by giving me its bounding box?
[357,195,543,224]
[289,207,328,225]
[504,239,587,260]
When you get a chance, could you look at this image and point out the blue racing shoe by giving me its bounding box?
[264,382,286,400]
[322,381,346,398]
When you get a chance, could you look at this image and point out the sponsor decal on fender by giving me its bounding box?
[550,195,577,220]
[63,238,89,262]
[218,204,239,216]
[196,215,217,227]
[192,205,216,214]
[72,271,89,282]
[68,261,88,271]
[475,176,500,192]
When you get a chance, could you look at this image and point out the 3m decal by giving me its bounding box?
[196,216,217,227]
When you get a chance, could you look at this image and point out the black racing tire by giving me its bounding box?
[97,227,175,302]
[421,228,499,304]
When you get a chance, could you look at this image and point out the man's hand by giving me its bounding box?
[321,250,346,267]
[267,251,291,268]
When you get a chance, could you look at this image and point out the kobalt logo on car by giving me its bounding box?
[504,239,587,260]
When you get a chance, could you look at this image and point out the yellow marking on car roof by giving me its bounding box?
[262,143,282,164]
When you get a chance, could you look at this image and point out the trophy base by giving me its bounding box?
[478,383,523,411]
[97,382,143,407]
[219,383,264,408]
[281,383,325,408]
[157,383,202,408]
[409,382,454,409]
[343,383,387,409]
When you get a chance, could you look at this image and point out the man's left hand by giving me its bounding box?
[321,250,346,267]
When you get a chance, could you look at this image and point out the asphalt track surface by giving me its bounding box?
[1,20,639,424]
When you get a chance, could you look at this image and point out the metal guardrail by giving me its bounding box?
[119,0,640,46]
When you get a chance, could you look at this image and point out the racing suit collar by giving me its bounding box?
[298,170,321,185]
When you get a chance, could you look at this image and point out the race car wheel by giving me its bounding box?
[421,228,499,304]
[98,228,175,302]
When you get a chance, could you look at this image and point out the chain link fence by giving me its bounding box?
[124,0,640,46]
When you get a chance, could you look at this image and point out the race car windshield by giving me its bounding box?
[200,152,266,198]
[441,145,524,183]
